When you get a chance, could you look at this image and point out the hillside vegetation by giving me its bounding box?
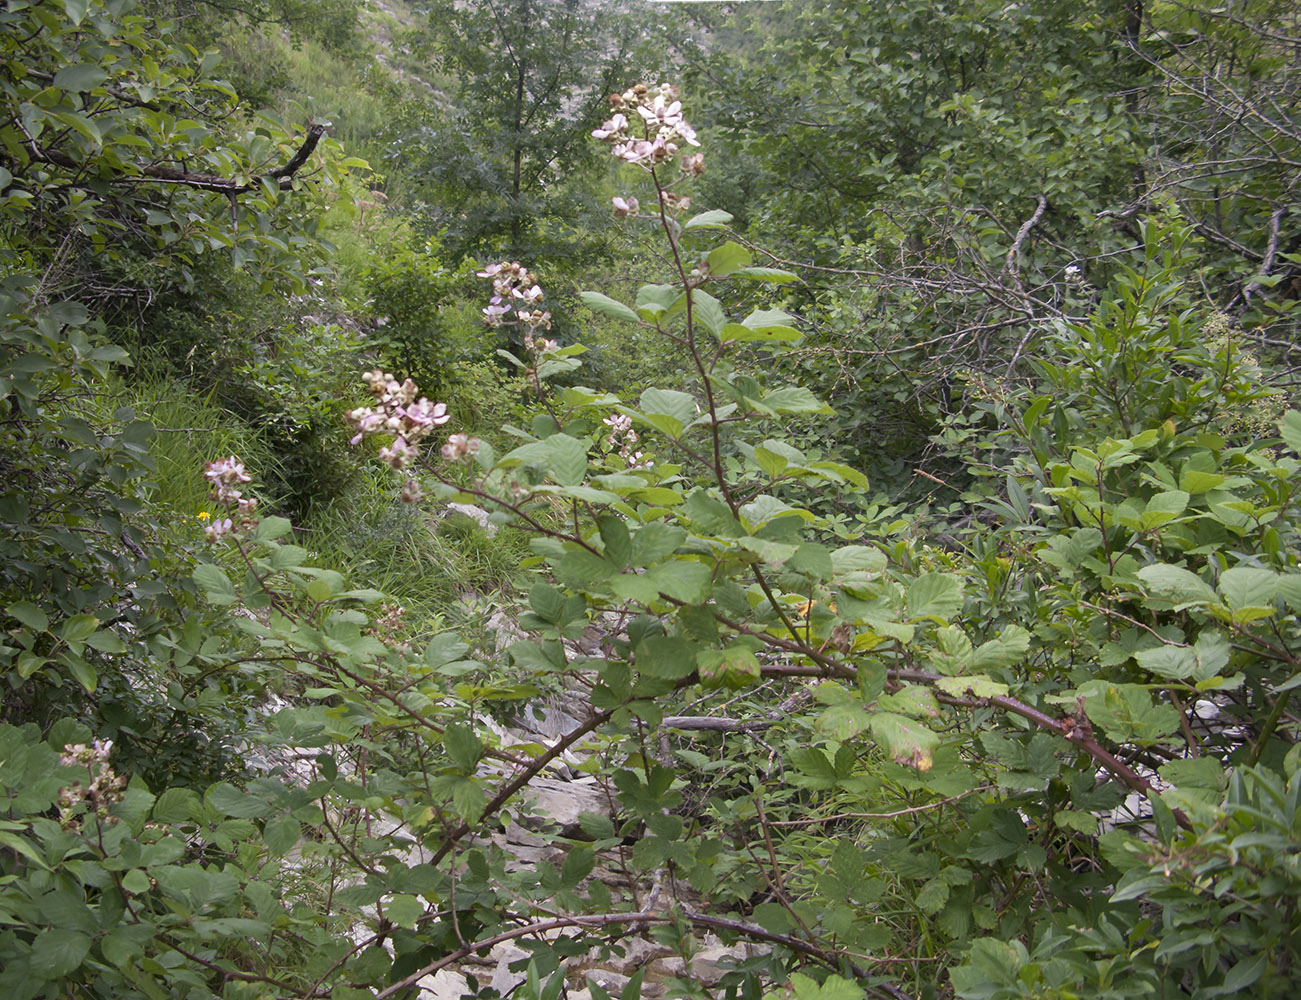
[3,2,1301,999]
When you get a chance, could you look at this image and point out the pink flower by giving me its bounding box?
[400,478,423,503]
[591,113,628,140]
[612,196,639,217]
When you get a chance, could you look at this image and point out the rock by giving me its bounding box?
[516,776,611,834]
[515,704,584,739]
[489,944,531,994]
[443,502,498,537]
[419,969,470,1000]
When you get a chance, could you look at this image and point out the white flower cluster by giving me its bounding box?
[478,261,559,353]
[203,455,257,540]
[603,412,653,469]
[58,738,126,829]
[347,369,451,473]
[346,370,486,503]
[441,432,482,461]
[594,83,701,170]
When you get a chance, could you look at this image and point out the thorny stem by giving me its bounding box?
[647,164,807,651]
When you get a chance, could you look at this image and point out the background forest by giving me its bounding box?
[4,1,1301,998]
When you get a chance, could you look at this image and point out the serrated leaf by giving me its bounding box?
[877,685,940,718]
[934,675,1010,698]
[696,645,760,690]
[581,291,641,323]
[691,290,727,335]
[639,387,697,428]
[1218,566,1280,621]
[1136,563,1217,608]
[384,894,424,929]
[634,283,680,320]
[831,545,887,575]
[705,241,752,276]
[730,266,800,283]
[263,814,300,855]
[635,635,697,679]
[30,928,91,978]
[84,630,126,653]
[682,209,733,231]
[254,516,293,541]
[54,63,108,92]
[870,712,940,770]
[193,564,235,604]
[907,573,963,621]
[7,601,49,632]
[758,386,831,414]
[1280,410,1301,454]
[789,972,863,1000]
[720,323,802,343]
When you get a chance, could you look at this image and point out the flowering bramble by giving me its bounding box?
[593,82,701,171]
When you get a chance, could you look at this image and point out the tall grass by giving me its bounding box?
[112,372,284,517]
[300,469,530,638]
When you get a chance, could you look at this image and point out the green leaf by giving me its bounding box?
[263,814,301,855]
[254,516,293,541]
[6,601,49,632]
[384,894,425,929]
[53,63,108,92]
[758,386,831,414]
[205,782,271,819]
[639,387,697,431]
[630,522,686,565]
[1140,490,1189,529]
[444,723,484,772]
[789,972,863,1000]
[1136,564,1217,608]
[682,209,733,231]
[684,490,741,536]
[691,290,727,336]
[721,323,801,344]
[934,675,1010,698]
[870,712,940,770]
[1135,633,1229,682]
[831,545,887,575]
[635,635,697,680]
[1081,682,1181,743]
[581,291,641,324]
[634,283,680,321]
[64,655,97,693]
[30,928,91,979]
[730,266,800,283]
[545,434,590,486]
[193,564,236,604]
[63,0,91,25]
[705,241,752,276]
[878,685,940,718]
[1280,410,1301,454]
[84,630,126,653]
[696,645,760,690]
[907,573,963,621]
[753,445,789,477]
[1217,566,1280,622]
[561,847,595,887]
[0,831,49,870]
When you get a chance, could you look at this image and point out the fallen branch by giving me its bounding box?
[659,715,772,732]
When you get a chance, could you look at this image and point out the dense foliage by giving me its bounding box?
[3,3,1301,1000]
